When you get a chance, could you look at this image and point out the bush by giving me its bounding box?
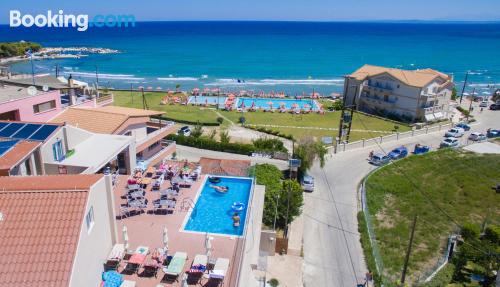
[216,117,224,124]
[268,278,279,287]
[421,263,455,287]
[152,115,219,126]
[484,225,500,244]
[252,137,287,153]
[166,134,254,155]
[0,41,42,58]
[461,222,480,241]
[456,106,470,117]
[239,116,246,124]
[247,125,295,141]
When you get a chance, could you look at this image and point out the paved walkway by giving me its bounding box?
[266,254,303,287]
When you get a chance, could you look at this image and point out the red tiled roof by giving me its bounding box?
[0,174,103,191]
[199,157,251,177]
[0,141,41,172]
[0,188,89,287]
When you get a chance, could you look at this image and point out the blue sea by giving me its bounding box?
[1,21,500,95]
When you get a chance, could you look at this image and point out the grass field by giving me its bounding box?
[112,90,410,141]
[364,149,500,285]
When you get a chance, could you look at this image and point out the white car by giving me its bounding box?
[445,128,465,138]
[301,175,314,192]
[479,101,489,108]
[468,132,487,141]
[440,137,460,148]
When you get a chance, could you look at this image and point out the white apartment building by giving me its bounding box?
[344,64,454,122]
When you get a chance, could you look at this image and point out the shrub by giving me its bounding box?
[460,222,480,241]
[484,225,500,244]
[253,137,287,153]
[152,115,219,126]
[190,122,204,138]
[268,278,279,287]
[166,134,254,155]
[219,130,231,144]
[239,116,246,124]
[216,117,224,124]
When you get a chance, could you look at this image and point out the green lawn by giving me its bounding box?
[221,110,409,141]
[365,149,500,285]
[112,90,409,141]
[112,90,220,124]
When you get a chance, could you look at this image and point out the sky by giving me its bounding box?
[1,0,500,23]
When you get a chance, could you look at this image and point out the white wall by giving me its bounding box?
[120,123,148,142]
[69,176,116,287]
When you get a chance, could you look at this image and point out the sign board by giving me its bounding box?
[289,158,301,168]
[321,136,333,145]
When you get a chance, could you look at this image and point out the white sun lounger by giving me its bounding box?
[209,258,229,279]
[192,254,207,266]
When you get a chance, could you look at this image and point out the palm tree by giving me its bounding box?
[175,84,181,93]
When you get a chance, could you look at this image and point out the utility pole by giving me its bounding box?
[401,215,418,286]
[95,65,100,98]
[130,84,134,104]
[141,87,149,110]
[338,77,349,143]
[459,71,469,104]
[467,87,475,121]
[345,85,358,142]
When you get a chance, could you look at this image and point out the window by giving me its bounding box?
[85,206,95,232]
[33,100,56,114]
[52,139,64,161]
[397,84,400,89]
[148,141,161,151]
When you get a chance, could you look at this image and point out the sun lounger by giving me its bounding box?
[187,254,208,284]
[209,258,229,280]
[162,252,188,281]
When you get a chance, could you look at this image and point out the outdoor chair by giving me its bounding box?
[162,252,188,282]
[208,258,230,286]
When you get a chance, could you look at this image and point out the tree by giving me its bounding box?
[254,164,303,230]
[190,122,203,138]
[216,117,224,125]
[294,137,327,173]
[219,129,230,144]
[252,137,287,153]
[451,87,458,100]
[332,99,343,110]
[460,222,480,241]
[175,84,181,92]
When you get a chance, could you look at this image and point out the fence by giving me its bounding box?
[333,123,453,153]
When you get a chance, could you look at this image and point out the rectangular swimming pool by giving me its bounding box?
[183,176,253,236]
[188,96,227,105]
[235,97,319,110]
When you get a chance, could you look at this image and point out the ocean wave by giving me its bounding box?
[157,77,198,81]
[468,83,500,87]
[63,71,145,81]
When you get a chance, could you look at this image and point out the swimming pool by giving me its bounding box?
[183,176,253,236]
[235,97,319,110]
[188,96,227,105]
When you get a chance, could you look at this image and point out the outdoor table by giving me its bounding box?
[135,246,149,256]
[128,190,144,198]
[138,177,152,186]
[128,200,145,208]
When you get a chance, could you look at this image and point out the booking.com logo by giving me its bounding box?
[9,10,135,31]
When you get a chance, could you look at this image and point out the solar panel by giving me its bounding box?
[0,123,26,138]
[0,122,10,131]
[11,124,43,139]
[0,140,20,157]
[28,125,59,141]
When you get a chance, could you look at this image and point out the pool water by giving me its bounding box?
[183,176,253,236]
[235,97,319,110]
[188,96,227,105]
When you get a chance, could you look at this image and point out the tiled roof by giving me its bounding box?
[0,141,41,171]
[50,106,163,134]
[0,174,103,191]
[349,64,452,88]
[0,175,102,286]
[199,157,251,177]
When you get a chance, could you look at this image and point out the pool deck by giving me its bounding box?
[113,174,246,287]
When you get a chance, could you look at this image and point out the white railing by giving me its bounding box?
[332,123,453,153]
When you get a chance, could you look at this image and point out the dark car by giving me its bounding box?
[388,146,408,160]
[177,126,191,136]
[455,122,471,131]
[490,103,500,110]
[487,129,500,138]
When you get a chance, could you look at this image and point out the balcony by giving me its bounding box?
[136,121,177,152]
[136,140,176,168]
[360,93,398,105]
[363,82,393,92]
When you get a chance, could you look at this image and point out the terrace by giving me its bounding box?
[109,159,264,287]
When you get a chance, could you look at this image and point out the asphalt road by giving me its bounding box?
[302,105,499,287]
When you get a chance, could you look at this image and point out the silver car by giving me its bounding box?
[445,128,465,138]
[440,137,460,148]
[468,132,487,141]
[301,175,314,192]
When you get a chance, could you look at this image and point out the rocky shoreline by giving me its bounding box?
[0,47,120,64]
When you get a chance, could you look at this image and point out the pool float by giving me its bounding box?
[231,202,245,212]
[213,185,229,193]
[208,176,221,184]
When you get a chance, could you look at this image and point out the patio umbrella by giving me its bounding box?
[156,87,162,90]
[205,233,213,261]
[162,226,169,251]
[147,86,153,90]
[267,101,273,108]
[138,86,144,90]
[240,100,246,109]
[122,226,129,253]
[292,103,299,109]
[304,104,311,109]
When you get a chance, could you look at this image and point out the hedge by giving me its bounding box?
[152,115,220,126]
[246,125,295,140]
[166,134,255,155]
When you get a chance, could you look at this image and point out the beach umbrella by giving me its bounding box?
[156,87,162,90]
[168,90,174,94]
[147,86,153,90]
[205,233,213,260]
[292,103,299,109]
[463,92,470,96]
[162,226,169,251]
[482,91,490,95]
[267,101,273,108]
[138,86,144,90]
[203,87,210,94]
[304,104,311,109]
[240,100,245,109]
[251,101,255,108]
[122,226,129,253]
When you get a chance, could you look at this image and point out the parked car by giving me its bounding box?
[301,175,315,192]
[487,129,500,138]
[388,146,408,160]
[177,126,191,136]
[490,103,500,110]
[455,123,471,131]
[413,144,430,155]
[479,101,489,108]
[440,137,460,148]
[445,128,465,138]
[468,132,487,142]
[370,153,391,166]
